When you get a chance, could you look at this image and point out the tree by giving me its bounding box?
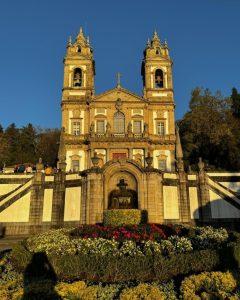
[179,87,240,171]
[4,123,21,166]
[231,87,240,118]
[0,124,8,168]
[19,123,37,164]
[36,128,60,166]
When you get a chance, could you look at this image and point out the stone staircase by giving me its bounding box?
[207,176,240,210]
[0,179,32,213]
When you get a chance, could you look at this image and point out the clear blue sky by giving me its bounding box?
[0,0,239,128]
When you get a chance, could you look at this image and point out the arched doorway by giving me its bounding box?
[103,160,145,210]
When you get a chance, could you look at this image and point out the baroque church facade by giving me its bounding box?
[60,28,176,174]
[1,29,240,235]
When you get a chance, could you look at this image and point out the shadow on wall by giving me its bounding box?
[22,252,61,300]
[0,224,6,238]
[193,198,240,231]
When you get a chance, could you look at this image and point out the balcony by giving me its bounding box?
[63,132,175,145]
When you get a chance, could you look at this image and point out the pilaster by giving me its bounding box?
[29,171,45,234]
[51,171,66,228]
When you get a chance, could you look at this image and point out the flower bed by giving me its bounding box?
[9,225,233,284]
[0,278,177,300]
[70,223,182,242]
[1,224,237,299]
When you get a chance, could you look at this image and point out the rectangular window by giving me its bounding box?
[156,122,165,135]
[133,121,142,134]
[72,121,81,135]
[112,153,127,159]
[95,108,106,115]
[158,159,167,171]
[96,120,105,133]
[72,160,80,172]
[132,109,143,116]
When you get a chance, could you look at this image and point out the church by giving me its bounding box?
[1,29,240,235]
[60,28,176,174]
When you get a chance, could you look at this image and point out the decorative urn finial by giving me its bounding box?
[145,152,153,168]
[91,152,100,167]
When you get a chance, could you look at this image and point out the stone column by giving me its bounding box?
[144,154,164,223]
[51,171,66,228]
[197,158,211,222]
[178,170,190,223]
[29,159,45,234]
[170,150,176,171]
[87,171,103,224]
[84,153,104,224]
[106,148,110,162]
[80,176,88,224]
[175,127,190,223]
[145,171,164,223]
[129,148,133,159]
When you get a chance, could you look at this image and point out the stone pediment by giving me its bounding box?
[93,87,148,103]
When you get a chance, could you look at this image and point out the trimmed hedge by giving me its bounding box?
[103,209,144,226]
[11,243,231,283]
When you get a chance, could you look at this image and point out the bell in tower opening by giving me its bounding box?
[73,68,82,87]
[155,69,164,88]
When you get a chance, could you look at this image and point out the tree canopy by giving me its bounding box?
[0,124,60,168]
[178,87,240,171]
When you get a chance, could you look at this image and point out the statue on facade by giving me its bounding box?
[90,122,95,137]
[106,122,111,135]
[198,157,205,173]
[127,122,132,135]
[143,122,149,135]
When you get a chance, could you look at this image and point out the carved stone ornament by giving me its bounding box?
[198,157,205,172]
[91,152,100,167]
[145,152,153,168]
[115,98,122,111]
[127,122,132,134]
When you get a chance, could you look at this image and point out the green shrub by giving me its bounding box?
[26,228,76,255]
[192,226,228,250]
[103,209,143,226]
[10,243,232,283]
[180,271,237,299]
[230,242,240,269]
[10,243,33,272]
[50,253,154,282]
[120,283,166,300]
[154,249,221,282]
[46,249,223,282]
[0,279,176,300]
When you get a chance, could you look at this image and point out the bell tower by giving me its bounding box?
[62,27,95,101]
[60,28,95,172]
[141,31,173,101]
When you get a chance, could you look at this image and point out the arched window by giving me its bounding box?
[114,111,125,134]
[73,68,82,87]
[155,69,164,88]
[77,46,81,53]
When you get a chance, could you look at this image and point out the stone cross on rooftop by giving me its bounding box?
[116,72,121,88]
